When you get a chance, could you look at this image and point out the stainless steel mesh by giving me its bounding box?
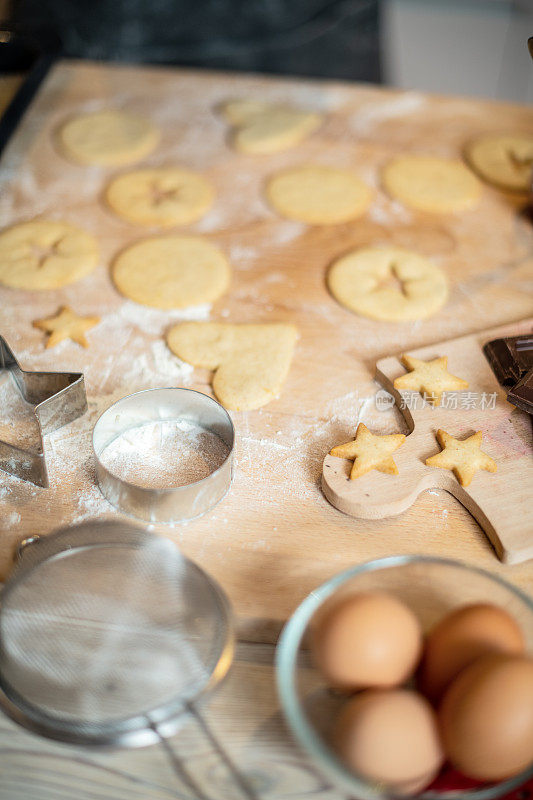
[0,521,233,742]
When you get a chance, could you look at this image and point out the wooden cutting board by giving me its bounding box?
[0,61,532,640]
[322,319,533,564]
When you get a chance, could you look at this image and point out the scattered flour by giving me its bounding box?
[368,199,413,227]
[349,93,426,135]
[70,483,111,525]
[114,301,211,336]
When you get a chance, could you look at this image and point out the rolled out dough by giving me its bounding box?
[221,99,322,155]
[167,321,298,410]
[58,110,159,166]
[266,165,373,225]
[105,167,214,227]
[327,246,448,322]
[112,235,231,309]
[382,155,482,213]
[464,134,533,194]
[0,220,99,290]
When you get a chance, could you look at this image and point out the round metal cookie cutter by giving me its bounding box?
[93,388,234,524]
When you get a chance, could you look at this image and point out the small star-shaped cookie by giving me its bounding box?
[330,422,406,480]
[425,429,497,487]
[393,354,468,406]
[33,306,100,348]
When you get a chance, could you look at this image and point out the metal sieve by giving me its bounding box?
[0,520,256,799]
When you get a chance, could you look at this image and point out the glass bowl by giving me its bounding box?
[276,555,533,800]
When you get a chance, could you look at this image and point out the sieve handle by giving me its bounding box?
[150,703,258,800]
[15,534,41,561]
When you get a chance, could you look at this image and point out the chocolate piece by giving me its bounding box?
[483,334,533,387]
[507,368,533,415]
[484,332,533,416]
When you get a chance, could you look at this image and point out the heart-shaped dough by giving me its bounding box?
[221,100,322,155]
[167,322,298,410]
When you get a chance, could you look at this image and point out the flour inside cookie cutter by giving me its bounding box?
[92,388,234,524]
[321,321,533,565]
[0,336,87,487]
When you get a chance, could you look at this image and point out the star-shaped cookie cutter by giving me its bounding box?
[0,335,87,487]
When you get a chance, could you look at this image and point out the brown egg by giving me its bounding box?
[418,603,525,703]
[439,654,533,781]
[311,592,422,690]
[334,689,444,795]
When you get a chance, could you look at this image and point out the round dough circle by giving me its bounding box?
[112,235,231,309]
[265,165,373,224]
[382,155,482,213]
[58,110,159,166]
[106,168,214,227]
[328,246,448,322]
[464,134,533,194]
[0,220,99,290]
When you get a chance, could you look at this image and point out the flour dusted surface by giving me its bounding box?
[0,62,532,615]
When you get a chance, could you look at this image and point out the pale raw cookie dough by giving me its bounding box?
[105,167,214,227]
[113,236,231,309]
[33,306,100,348]
[221,99,322,155]
[330,423,406,479]
[167,321,298,410]
[382,155,482,213]
[221,100,275,126]
[426,429,497,487]
[394,355,468,406]
[327,246,448,322]
[464,134,533,194]
[266,165,373,224]
[58,110,159,166]
[0,220,99,290]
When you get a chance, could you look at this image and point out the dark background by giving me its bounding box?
[8,0,381,82]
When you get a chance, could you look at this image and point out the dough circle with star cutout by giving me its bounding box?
[112,235,231,309]
[0,220,99,290]
[464,134,533,194]
[105,167,214,227]
[266,165,373,224]
[327,246,448,322]
[382,155,482,213]
[58,110,159,166]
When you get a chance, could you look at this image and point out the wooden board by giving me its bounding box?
[1,61,533,641]
[322,319,533,564]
